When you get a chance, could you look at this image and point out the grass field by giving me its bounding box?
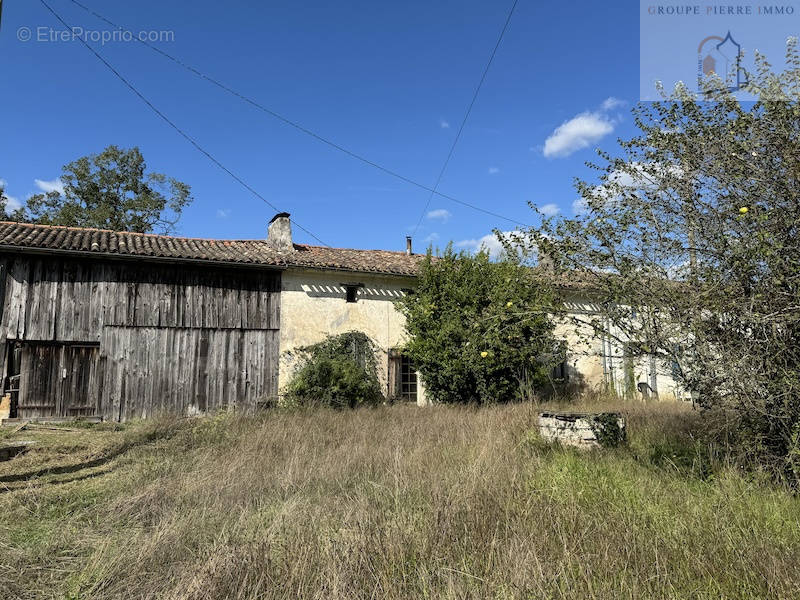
[0,402,799,599]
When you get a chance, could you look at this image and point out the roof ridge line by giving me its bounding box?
[0,221,424,276]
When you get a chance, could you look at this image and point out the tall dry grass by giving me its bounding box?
[0,402,798,599]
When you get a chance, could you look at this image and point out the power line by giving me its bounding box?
[38,0,330,246]
[412,0,520,237]
[60,0,531,229]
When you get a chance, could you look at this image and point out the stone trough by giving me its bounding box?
[538,412,626,448]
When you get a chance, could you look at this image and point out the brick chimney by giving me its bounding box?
[267,212,293,252]
[406,236,412,256]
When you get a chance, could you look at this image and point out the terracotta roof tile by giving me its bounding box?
[0,221,423,276]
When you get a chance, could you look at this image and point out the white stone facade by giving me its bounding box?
[278,269,688,405]
[278,268,428,404]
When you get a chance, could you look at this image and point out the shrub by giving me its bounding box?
[589,413,627,448]
[285,332,383,409]
[397,246,561,404]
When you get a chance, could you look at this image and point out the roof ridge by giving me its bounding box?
[300,243,417,256]
[0,221,423,276]
[0,220,272,244]
[0,222,420,255]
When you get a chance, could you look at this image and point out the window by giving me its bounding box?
[389,349,418,402]
[345,285,359,303]
[399,354,418,402]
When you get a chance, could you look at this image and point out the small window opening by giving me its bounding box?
[345,285,359,303]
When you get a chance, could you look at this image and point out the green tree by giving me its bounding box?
[26,145,192,234]
[0,187,26,222]
[527,44,800,477]
[398,246,560,404]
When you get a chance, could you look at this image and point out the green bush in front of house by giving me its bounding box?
[397,245,562,404]
[285,331,383,409]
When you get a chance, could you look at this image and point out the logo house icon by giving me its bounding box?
[697,32,749,94]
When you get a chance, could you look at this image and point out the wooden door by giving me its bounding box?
[16,344,99,419]
[17,344,61,418]
[61,345,100,417]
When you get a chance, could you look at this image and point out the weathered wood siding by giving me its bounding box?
[100,327,277,421]
[2,256,279,340]
[0,254,281,420]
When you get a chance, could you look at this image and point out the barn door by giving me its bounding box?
[61,346,100,417]
[16,344,99,419]
[17,344,61,418]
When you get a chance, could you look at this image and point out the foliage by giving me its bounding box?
[590,413,627,448]
[397,245,561,404]
[25,145,192,234]
[0,187,27,222]
[285,331,383,408]
[525,44,800,479]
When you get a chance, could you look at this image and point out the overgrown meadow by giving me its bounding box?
[1,402,799,599]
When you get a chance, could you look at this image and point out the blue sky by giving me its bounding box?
[0,0,641,252]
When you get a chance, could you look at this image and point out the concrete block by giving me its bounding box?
[538,412,626,448]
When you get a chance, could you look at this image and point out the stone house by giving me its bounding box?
[0,213,684,421]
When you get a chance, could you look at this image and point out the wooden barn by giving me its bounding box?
[0,221,284,421]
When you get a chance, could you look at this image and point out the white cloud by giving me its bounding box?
[666,259,690,281]
[422,232,439,244]
[590,161,682,204]
[542,97,626,159]
[488,166,500,175]
[5,195,21,211]
[426,208,451,222]
[601,96,626,111]
[439,119,450,129]
[455,230,517,260]
[0,180,22,211]
[572,197,588,214]
[216,209,231,218]
[575,161,684,215]
[34,178,65,195]
[539,203,560,217]
[566,160,684,219]
[543,112,615,158]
